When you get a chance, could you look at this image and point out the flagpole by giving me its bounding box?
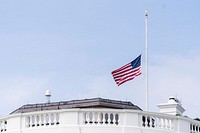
[145,10,149,111]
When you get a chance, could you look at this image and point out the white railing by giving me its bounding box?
[190,120,200,133]
[139,112,175,131]
[0,120,7,132]
[83,111,120,125]
[2,108,200,133]
[25,113,60,128]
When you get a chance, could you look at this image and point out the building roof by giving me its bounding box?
[10,97,142,114]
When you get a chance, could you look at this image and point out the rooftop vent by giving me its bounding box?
[45,90,51,103]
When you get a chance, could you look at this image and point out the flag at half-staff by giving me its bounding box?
[112,55,142,86]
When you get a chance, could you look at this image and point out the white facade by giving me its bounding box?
[0,107,199,133]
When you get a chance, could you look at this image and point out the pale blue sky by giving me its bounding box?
[0,0,200,118]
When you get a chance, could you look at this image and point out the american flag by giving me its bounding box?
[111,55,141,86]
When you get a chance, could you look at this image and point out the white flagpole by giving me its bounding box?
[145,10,149,111]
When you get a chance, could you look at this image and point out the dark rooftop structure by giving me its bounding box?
[10,98,142,114]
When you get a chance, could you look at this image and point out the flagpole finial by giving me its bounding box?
[145,10,148,17]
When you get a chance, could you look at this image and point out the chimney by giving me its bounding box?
[157,96,185,116]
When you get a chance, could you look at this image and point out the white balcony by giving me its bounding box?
[0,108,199,133]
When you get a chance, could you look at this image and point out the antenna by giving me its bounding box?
[45,90,51,103]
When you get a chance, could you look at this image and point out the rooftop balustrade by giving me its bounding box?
[0,108,198,133]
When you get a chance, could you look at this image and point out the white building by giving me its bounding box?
[0,96,199,133]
